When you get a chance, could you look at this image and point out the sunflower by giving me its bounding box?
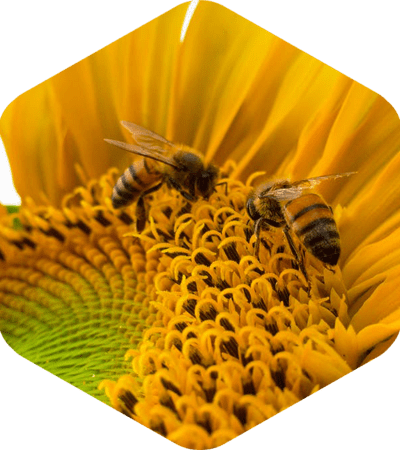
[1,2,400,449]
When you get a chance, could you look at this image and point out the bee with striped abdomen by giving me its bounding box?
[105,121,220,231]
[246,173,356,277]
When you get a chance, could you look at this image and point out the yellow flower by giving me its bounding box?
[1,2,400,449]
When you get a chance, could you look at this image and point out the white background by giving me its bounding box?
[0,138,21,205]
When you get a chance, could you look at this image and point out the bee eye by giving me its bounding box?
[196,166,219,198]
[246,197,260,220]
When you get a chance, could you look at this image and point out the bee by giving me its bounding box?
[246,172,356,274]
[105,121,220,231]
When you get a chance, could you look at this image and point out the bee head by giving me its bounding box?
[246,193,261,221]
[197,164,219,199]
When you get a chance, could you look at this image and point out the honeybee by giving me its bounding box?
[105,121,219,231]
[246,172,356,274]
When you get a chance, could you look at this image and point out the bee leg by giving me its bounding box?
[135,197,146,232]
[253,218,263,258]
[167,177,196,201]
[180,190,195,201]
[135,182,163,232]
[325,263,336,274]
[283,226,310,290]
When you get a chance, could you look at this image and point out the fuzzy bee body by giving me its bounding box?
[111,158,161,208]
[247,173,356,269]
[106,121,219,231]
[283,193,340,265]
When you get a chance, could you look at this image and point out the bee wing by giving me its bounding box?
[260,172,357,201]
[291,172,357,188]
[104,139,179,168]
[121,121,179,153]
[261,187,304,202]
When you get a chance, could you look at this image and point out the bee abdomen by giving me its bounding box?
[289,202,331,222]
[301,219,340,265]
[112,176,140,208]
[285,194,340,265]
[285,194,330,224]
[112,163,160,209]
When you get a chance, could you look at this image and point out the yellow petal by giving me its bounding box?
[299,340,352,387]
[343,225,400,287]
[232,55,344,180]
[356,323,400,357]
[350,266,400,332]
[183,5,276,163]
[0,83,74,204]
[360,333,398,365]
[339,144,400,260]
